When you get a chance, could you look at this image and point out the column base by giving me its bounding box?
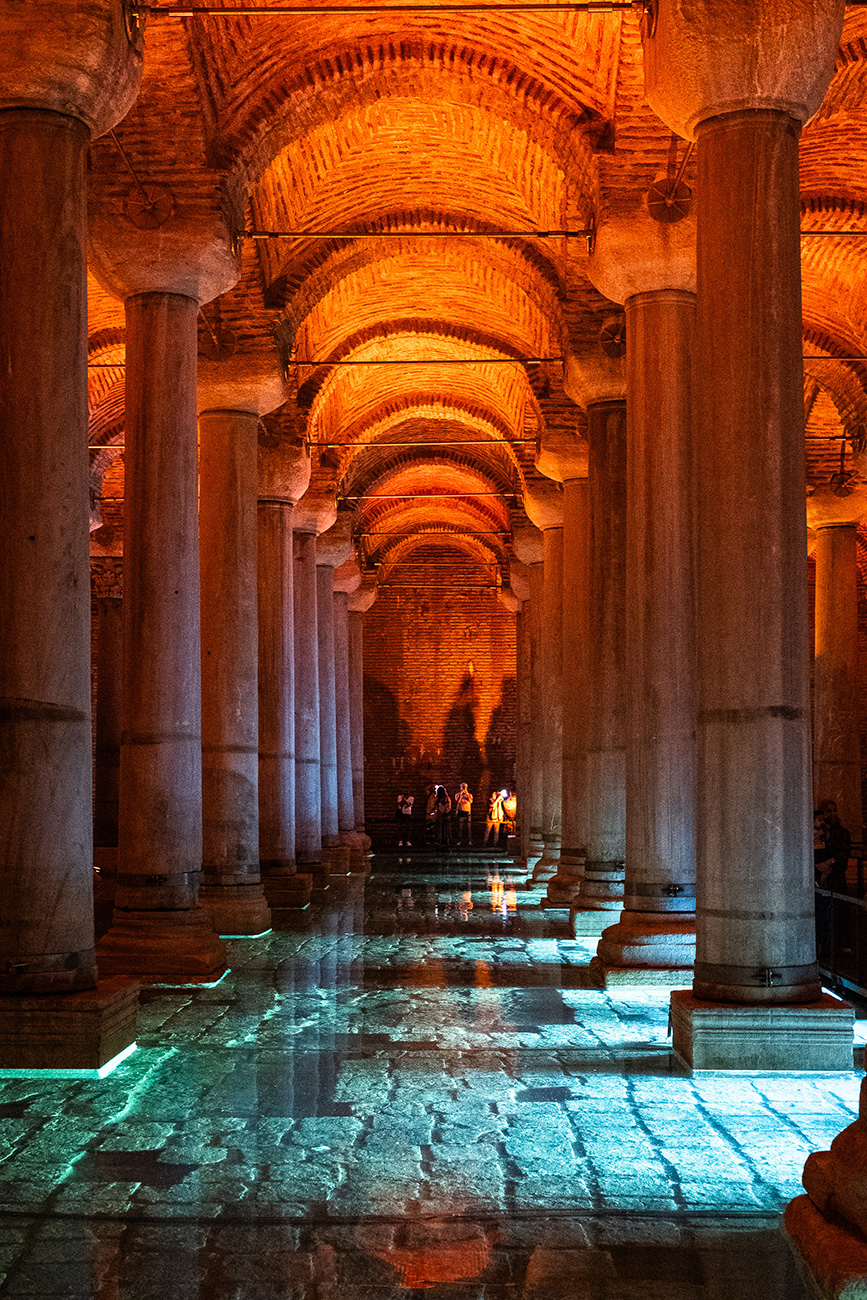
[570,905,620,937]
[325,843,352,876]
[545,864,584,906]
[262,871,313,910]
[96,908,228,985]
[0,977,138,1074]
[670,989,854,1072]
[596,912,695,971]
[340,830,372,872]
[589,956,693,989]
[785,1193,867,1300]
[198,883,272,936]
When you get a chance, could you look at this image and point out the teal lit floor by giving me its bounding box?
[0,852,861,1297]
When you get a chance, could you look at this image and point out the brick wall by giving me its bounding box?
[362,567,517,835]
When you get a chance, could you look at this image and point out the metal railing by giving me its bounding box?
[816,844,867,1000]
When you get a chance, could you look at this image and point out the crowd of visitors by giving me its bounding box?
[393,781,516,850]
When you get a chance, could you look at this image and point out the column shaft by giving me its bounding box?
[294,532,324,873]
[547,478,590,904]
[693,110,817,1004]
[94,595,124,858]
[597,290,697,979]
[198,409,270,935]
[0,110,95,994]
[348,611,368,836]
[515,602,532,863]
[572,402,627,933]
[533,527,564,878]
[98,291,226,981]
[333,592,356,835]
[813,524,863,839]
[526,561,545,867]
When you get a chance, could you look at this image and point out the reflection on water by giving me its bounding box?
[0,852,845,1298]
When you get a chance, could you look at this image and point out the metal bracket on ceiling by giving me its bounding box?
[599,315,626,359]
[585,222,596,256]
[638,0,657,38]
[122,182,175,230]
[122,0,147,43]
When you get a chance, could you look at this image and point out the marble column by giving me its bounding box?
[645,0,851,1070]
[509,561,533,866]
[535,431,591,906]
[348,580,377,850]
[512,526,545,871]
[92,578,123,874]
[293,490,338,891]
[807,488,867,841]
[89,213,238,982]
[0,0,141,1068]
[197,410,271,936]
[257,439,312,910]
[334,558,370,870]
[586,212,698,985]
[317,515,354,876]
[524,482,564,882]
[570,400,628,937]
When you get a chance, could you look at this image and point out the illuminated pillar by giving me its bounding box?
[509,561,532,865]
[512,526,545,870]
[0,0,141,1067]
[348,579,376,854]
[316,514,354,875]
[334,559,371,870]
[645,0,851,1070]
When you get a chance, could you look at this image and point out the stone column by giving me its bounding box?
[568,398,628,937]
[91,560,124,875]
[807,488,867,841]
[585,211,698,985]
[512,526,545,871]
[257,441,312,910]
[316,514,354,876]
[293,489,338,892]
[645,0,851,1069]
[0,1,141,1068]
[197,410,270,936]
[348,580,377,849]
[90,201,238,984]
[509,562,532,865]
[195,348,286,936]
[524,482,565,882]
[334,558,370,870]
[535,432,591,906]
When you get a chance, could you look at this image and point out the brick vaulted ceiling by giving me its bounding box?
[86,3,867,584]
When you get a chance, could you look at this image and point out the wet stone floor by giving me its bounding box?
[0,852,862,1298]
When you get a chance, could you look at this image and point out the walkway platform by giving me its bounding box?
[0,852,860,1297]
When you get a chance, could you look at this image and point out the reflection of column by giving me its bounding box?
[293,490,338,892]
[807,490,867,841]
[512,526,545,870]
[257,441,312,909]
[0,11,141,1064]
[587,214,698,985]
[198,409,271,936]
[525,482,564,881]
[348,580,376,853]
[571,401,627,936]
[645,0,851,1071]
[317,514,354,875]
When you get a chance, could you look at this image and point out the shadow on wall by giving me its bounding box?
[442,669,485,794]
[485,675,516,794]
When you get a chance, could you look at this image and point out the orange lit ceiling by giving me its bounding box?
[86,5,867,583]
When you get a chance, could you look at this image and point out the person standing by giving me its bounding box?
[484,789,505,848]
[396,792,414,847]
[454,782,473,846]
[435,785,452,848]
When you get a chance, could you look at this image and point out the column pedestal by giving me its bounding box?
[0,978,139,1075]
[671,989,853,1072]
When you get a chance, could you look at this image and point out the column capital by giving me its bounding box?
[807,484,867,530]
[257,441,311,506]
[0,0,142,138]
[510,559,532,601]
[317,511,354,568]
[523,478,564,531]
[294,485,338,536]
[511,523,544,567]
[89,213,239,306]
[563,336,625,409]
[643,0,845,141]
[498,586,522,614]
[198,352,287,418]
[535,429,588,485]
[334,555,363,594]
[348,579,377,613]
[589,209,695,304]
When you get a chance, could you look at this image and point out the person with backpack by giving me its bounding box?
[454,782,473,846]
